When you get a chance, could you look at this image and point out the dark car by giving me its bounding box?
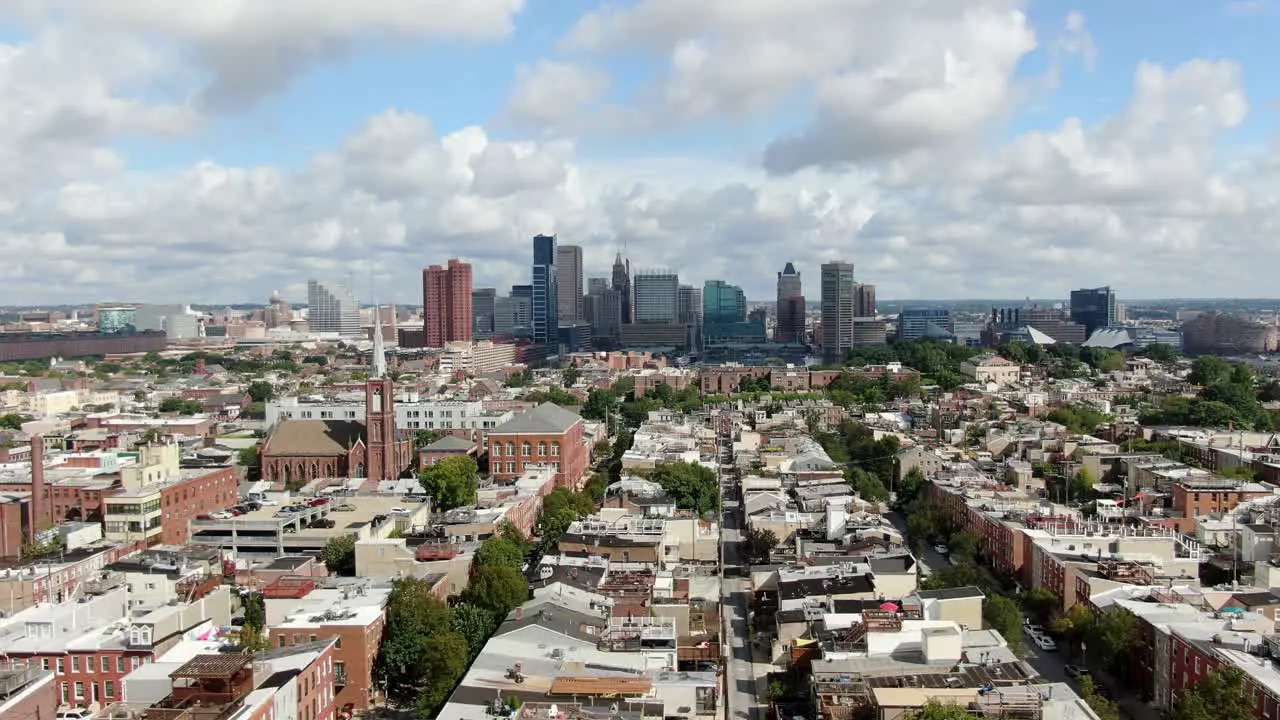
[310,518,336,529]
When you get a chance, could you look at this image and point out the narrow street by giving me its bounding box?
[718,413,770,720]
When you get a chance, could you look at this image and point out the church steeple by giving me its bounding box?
[372,306,387,378]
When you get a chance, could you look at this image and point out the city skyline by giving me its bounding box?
[4,3,1280,304]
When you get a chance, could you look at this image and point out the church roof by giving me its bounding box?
[424,435,475,452]
[265,420,364,457]
[490,402,582,435]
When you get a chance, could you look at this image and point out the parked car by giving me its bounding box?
[1064,665,1090,679]
[310,518,336,529]
[57,708,96,720]
[332,504,356,512]
[258,499,280,506]
[1023,624,1046,638]
[273,510,294,518]
[308,498,329,507]
[1034,635,1056,651]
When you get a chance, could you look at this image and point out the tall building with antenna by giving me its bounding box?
[611,251,632,324]
[532,235,559,344]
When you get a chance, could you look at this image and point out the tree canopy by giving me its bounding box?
[909,700,975,719]
[321,535,357,575]
[537,487,597,551]
[1046,405,1111,435]
[650,461,719,515]
[1168,666,1255,720]
[418,456,479,511]
[378,577,471,716]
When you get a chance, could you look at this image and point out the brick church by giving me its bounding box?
[260,317,413,489]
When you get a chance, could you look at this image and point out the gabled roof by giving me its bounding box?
[264,420,364,457]
[489,402,582,434]
[423,435,475,452]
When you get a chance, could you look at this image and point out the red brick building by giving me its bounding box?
[160,465,239,545]
[487,403,589,490]
[423,258,473,347]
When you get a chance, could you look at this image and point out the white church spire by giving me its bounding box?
[372,305,387,379]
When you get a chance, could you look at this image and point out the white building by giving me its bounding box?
[307,279,361,336]
[266,396,513,434]
[134,304,201,339]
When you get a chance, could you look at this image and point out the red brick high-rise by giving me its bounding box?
[422,259,473,347]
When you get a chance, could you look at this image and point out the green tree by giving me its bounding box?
[413,429,442,448]
[474,533,526,570]
[0,413,30,430]
[851,467,890,503]
[1050,604,1094,658]
[909,700,974,719]
[766,680,787,702]
[1071,467,1097,500]
[562,366,581,388]
[465,564,529,614]
[650,461,720,514]
[378,578,470,715]
[451,603,498,659]
[159,397,202,414]
[1141,343,1176,363]
[237,445,259,467]
[1168,666,1255,720]
[948,531,980,564]
[1019,587,1058,624]
[896,466,928,508]
[504,369,532,388]
[581,389,619,422]
[242,592,266,629]
[418,456,479,511]
[246,380,274,402]
[1046,405,1111,435]
[984,594,1023,651]
[742,527,779,564]
[1076,677,1120,720]
[537,488,596,551]
[322,535,357,575]
[1089,608,1139,673]
[611,375,635,399]
[1188,356,1232,386]
[1080,347,1126,372]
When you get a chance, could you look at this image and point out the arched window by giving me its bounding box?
[537,441,547,455]
[521,442,532,457]
[505,442,516,456]
[355,463,365,478]
[282,464,291,483]
[493,443,504,457]
[311,462,319,479]
[550,442,560,456]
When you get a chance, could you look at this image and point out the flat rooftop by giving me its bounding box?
[192,495,427,541]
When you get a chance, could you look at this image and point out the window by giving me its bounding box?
[61,683,68,703]
[105,681,115,698]
[505,442,515,456]
[551,442,560,456]
[72,657,80,672]
[335,636,342,649]
[117,657,126,672]
[309,634,318,643]
[42,658,50,671]
[506,462,515,474]
[537,441,547,455]
[74,681,84,699]
[101,657,110,672]
[57,658,65,674]
[278,635,287,648]
[521,442,532,456]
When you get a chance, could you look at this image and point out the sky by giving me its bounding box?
[2,0,1279,306]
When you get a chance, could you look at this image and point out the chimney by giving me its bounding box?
[28,435,46,544]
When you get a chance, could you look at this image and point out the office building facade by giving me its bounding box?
[775,262,805,343]
[531,235,559,344]
[306,280,361,336]
[472,288,497,338]
[422,258,473,347]
[1070,286,1117,337]
[898,307,954,341]
[556,244,584,324]
[611,253,632,324]
[820,262,855,363]
[632,271,679,323]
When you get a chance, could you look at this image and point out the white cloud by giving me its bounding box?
[1,2,1278,305]
[4,0,526,110]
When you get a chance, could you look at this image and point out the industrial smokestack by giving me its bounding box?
[28,436,45,544]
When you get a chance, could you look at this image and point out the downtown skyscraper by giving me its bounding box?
[532,235,559,344]
[611,252,632,324]
[775,261,805,343]
[556,244,584,324]
[820,261,855,363]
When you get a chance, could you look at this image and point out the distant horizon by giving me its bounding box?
[6,297,1280,311]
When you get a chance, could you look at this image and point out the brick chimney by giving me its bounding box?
[28,435,45,544]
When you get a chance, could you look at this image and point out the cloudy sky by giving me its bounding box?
[2,0,1277,306]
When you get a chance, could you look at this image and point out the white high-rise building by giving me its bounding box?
[307,279,361,336]
[633,270,679,323]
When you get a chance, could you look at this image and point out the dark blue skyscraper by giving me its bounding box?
[532,234,559,344]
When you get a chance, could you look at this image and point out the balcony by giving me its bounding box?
[153,653,254,720]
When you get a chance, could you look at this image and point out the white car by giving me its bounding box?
[1023,624,1046,638]
[1034,635,1057,651]
[257,499,280,506]
[57,709,96,720]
